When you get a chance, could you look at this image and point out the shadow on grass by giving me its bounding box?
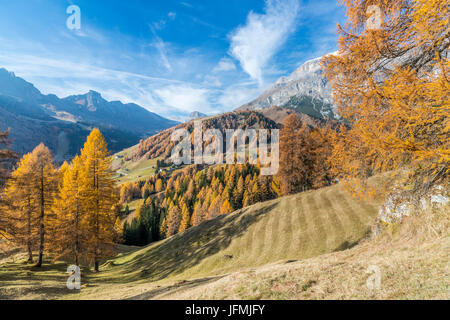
[0,260,90,300]
[333,240,359,252]
[0,202,278,298]
[333,227,372,252]
[126,275,226,300]
[0,283,79,300]
[102,202,279,284]
[0,259,100,295]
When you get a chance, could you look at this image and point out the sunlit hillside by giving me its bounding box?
[0,180,380,299]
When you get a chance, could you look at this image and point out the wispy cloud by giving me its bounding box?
[0,52,191,117]
[150,27,172,72]
[213,57,236,73]
[154,85,214,114]
[180,2,193,8]
[0,50,267,118]
[0,53,182,85]
[217,84,264,110]
[203,75,222,87]
[228,0,300,86]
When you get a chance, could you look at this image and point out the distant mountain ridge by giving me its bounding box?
[188,111,208,120]
[0,68,177,161]
[237,54,338,119]
[44,89,177,136]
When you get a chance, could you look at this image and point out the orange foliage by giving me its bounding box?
[324,0,449,193]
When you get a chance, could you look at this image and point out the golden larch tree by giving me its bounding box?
[166,204,181,237]
[324,0,449,192]
[178,203,190,233]
[3,153,37,262]
[0,129,18,241]
[30,144,57,267]
[220,199,233,215]
[4,143,56,266]
[50,156,87,266]
[80,129,118,272]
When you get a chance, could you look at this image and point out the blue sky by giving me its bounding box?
[0,0,345,120]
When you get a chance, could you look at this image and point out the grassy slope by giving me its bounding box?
[0,181,381,299]
[107,183,378,279]
[111,145,159,185]
[165,205,449,300]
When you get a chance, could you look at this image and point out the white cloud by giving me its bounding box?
[217,84,264,110]
[213,57,236,73]
[153,20,166,30]
[154,85,213,114]
[150,28,172,72]
[0,48,270,119]
[0,53,181,85]
[229,0,300,86]
[180,2,193,8]
[0,52,188,116]
[203,75,222,87]
[153,11,177,30]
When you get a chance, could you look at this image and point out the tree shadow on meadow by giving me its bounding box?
[101,202,279,284]
[0,261,89,299]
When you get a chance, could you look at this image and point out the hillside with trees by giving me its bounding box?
[130,111,280,161]
[0,0,448,301]
[119,111,339,246]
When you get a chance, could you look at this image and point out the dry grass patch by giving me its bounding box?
[158,205,449,300]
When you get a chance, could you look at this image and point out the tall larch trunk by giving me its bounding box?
[26,196,33,263]
[75,199,79,266]
[36,166,45,267]
[94,160,100,272]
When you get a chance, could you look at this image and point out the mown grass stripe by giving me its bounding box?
[324,187,355,241]
[292,193,314,260]
[238,211,259,266]
[251,205,272,266]
[276,196,295,260]
[333,191,367,231]
[266,201,281,263]
[313,187,339,252]
[285,194,301,260]
[305,191,328,255]
[321,186,347,248]
[301,192,319,258]
[351,197,379,225]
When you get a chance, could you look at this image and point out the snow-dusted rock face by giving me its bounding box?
[237,54,337,119]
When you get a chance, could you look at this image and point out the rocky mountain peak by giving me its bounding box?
[0,67,42,102]
[85,90,104,111]
[237,53,337,119]
[188,111,208,120]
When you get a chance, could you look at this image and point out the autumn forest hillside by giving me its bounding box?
[0,0,448,300]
